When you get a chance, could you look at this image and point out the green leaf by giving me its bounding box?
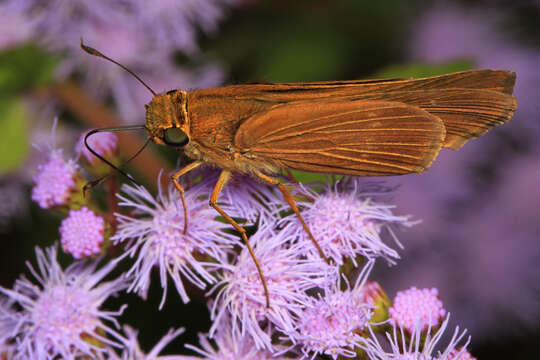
[289,170,327,184]
[0,98,30,173]
[375,60,475,79]
[255,25,348,83]
[0,43,59,96]
[287,170,342,185]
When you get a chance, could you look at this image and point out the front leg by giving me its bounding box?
[171,161,203,234]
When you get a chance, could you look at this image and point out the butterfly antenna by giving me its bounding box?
[83,126,148,195]
[80,38,157,96]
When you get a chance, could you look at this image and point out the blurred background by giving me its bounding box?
[1,0,539,358]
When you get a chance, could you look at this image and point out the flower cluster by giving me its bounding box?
[0,0,241,123]
[59,206,106,259]
[112,175,237,307]
[0,119,479,359]
[280,179,416,265]
[0,246,128,359]
[30,149,78,209]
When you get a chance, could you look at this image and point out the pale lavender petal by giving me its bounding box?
[0,246,128,359]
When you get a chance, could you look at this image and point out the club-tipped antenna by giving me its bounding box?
[80,38,157,96]
[84,126,147,187]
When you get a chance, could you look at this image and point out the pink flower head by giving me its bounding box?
[389,287,447,333]
[363,314,471,360]
[446,348,477,360]
[75,130,118,164]
[281,178,416,266]
[31,149,78,209]
[285,260,375,359]
[0,246,128,359]
[59,207,106,259]
[361,281,386,307]
[112,177,236,308]
[208,226,336,351]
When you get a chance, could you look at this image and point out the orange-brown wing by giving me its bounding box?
[234,100,446,176]
[346,88,517,149]
[196,70,516,151]
[223,70,515,97]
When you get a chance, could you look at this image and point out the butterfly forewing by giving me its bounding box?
[345,88,517,149]
[221,70,514,99]
[222,70,516,150]
[235,100,446,176]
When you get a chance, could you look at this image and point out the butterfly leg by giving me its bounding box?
[171,161,203,234]
[209,169,270,308]
[252,170,329,264]
[283,169,315,202]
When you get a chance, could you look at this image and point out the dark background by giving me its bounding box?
[1,0,539,358]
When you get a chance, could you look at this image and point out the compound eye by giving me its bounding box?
[163,127,189,147]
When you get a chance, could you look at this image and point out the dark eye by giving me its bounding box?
[163,128,189,147]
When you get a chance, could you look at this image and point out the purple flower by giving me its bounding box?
[30,118,81,210]
[0,3,34,49]
[402,3,540,336]
[208,226,336,351]
[6,0,237,60]
[31,148,78,209]
[447,348,477,360]
[284,260,374,360]
[75,130,118,164]
[389,287,447,334]
[360,280,388,308]
[363,314,471,360]
[112,177,236,308]
[1,0,238,123]
[107,326,185,360]
[282,178,416,265]
[59,206,106,259]
[130,0,238,55]
[0,246,128,359]
[0,297,18,358]
[180,315,285,360]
